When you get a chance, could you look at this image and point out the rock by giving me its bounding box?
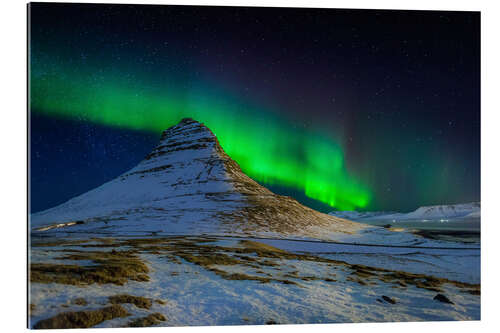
[72,298,88,306]
[433,294,454,304]
[381,295,396,304]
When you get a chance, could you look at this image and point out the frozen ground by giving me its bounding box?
[28,233,480,328]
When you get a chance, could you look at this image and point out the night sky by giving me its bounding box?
[29,3,480,214]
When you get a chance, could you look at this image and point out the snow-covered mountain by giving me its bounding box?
[401,202,480,220]
[329,202,480,222]
[31,118,364,238]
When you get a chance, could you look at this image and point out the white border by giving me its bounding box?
[1,0,499,332]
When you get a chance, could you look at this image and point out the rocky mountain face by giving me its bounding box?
[31,118,364,238]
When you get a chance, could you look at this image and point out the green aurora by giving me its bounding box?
[30,66,372,210]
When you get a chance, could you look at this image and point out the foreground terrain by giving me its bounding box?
[29,233,480,328]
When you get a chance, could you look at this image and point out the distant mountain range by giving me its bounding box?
[329,202,480,222]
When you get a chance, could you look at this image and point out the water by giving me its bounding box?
[361,218,481,243]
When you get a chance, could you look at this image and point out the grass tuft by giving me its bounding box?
[33,304,130,329]
[30,250,149,286]
[126,313,167,327]
[72,298,88,306]
[109,294,152,309]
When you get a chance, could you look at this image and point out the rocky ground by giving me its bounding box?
[28,234,480,328]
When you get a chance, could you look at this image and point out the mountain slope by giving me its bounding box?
[31,118,365,238]
[328,211,397,220]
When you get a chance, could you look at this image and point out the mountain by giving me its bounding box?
[401,202,480,220]
[31,118,364,239]
[329,202,480,222]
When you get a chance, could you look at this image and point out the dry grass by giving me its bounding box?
[72,298,88,306]
[377,270,480,294]
[30,250,149,286]
[126,313,166,327]
[177,252,244,266]
[31,239,89,247]
[123,237,480,293]
[109,294,152,309]
[33,304,130,329]
[30,236,480,296]
[239,240,287,254]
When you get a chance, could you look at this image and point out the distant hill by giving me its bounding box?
[329,202,480,222]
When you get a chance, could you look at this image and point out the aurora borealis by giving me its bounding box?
[29,3,480,213]
[31,61,371,210]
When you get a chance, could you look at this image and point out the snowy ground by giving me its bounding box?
[28,232,480,328]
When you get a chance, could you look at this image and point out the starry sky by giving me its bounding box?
[29,3,480,214]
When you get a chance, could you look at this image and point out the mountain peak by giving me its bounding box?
[31,118,365,238]
[146,118,219,164]
[179,117,198,125]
